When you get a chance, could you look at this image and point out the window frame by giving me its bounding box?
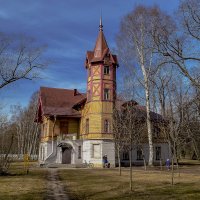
[78,146,81,159]
[122,152,129,160]
[104,119,110,133]
[104,88,110,100]
[92,144,101,158]
[104,65,110,75]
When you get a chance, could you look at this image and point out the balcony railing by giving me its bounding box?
[57,133,77,141]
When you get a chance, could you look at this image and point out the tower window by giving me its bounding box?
[104,119,110,133]
[104,88,110,100]
[104,66,110,75]
[86,118,89,134]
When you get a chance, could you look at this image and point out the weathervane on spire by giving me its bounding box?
[99,10,103,31]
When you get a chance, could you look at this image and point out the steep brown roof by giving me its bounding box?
[93,30,108,58]
[39,87,86,117]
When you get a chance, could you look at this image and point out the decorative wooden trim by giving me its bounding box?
[93,83,101,96]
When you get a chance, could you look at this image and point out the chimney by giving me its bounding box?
[74,89,77,96]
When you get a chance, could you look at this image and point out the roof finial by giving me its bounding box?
[99,10,103,31]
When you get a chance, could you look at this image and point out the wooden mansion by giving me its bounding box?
[36,19,170,167]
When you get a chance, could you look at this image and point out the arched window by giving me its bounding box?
[104,119,110,133]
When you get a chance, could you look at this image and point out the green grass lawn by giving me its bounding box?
[59,166,200,200]
[0,162,47,200]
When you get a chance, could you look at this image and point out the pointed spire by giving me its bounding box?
[93,14,109,58]
[99,11,103,31]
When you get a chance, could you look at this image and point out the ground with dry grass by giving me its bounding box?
[0,162,47,200]
[59,166,200,200]
[0,161,199,200]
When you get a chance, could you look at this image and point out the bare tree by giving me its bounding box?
[152,0,200,89]
[113,106,125,176]
[113,100,144,190]
[12,92,40,157]
[0,33,47,89]
[117,6,168,166]
[0,108,17,174]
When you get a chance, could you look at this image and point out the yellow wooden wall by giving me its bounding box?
[81,62,114,140]
[40,116,79,142]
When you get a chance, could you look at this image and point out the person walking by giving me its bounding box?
[166,158,170,170]
[103,154,108,168]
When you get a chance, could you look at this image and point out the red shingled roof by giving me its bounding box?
[39,87,86,117]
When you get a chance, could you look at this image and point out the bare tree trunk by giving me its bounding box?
[160,159,163,171]
[171,140,175,186]
[117,147,121,176]
[129,149,133,191]
[143,77,153,166]
[171,155,174,186]
[0,133,14,174]
[143,156,147,171]
[192,138,200,160]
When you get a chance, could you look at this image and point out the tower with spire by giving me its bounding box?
[80,17,119,167]
[37,16,170,167]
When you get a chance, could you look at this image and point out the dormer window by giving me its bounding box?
[104,66,110,75]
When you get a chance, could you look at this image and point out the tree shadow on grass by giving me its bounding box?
[0,191,46,200]
[68,181,200,200]
[68,183,127,200]
[109,182,200,200]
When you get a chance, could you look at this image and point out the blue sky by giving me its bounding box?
[0,0,179,112]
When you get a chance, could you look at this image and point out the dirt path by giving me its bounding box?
[47,169,69,200]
